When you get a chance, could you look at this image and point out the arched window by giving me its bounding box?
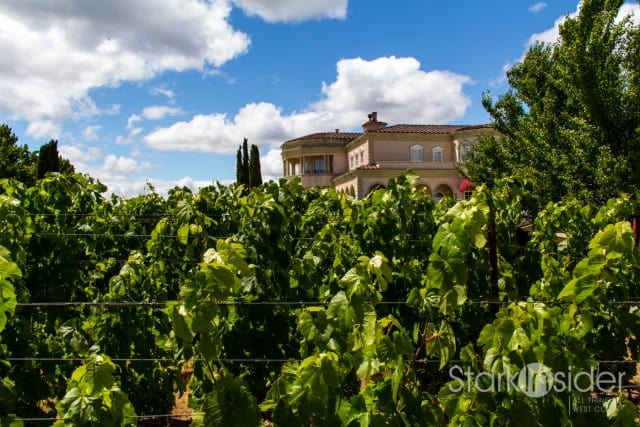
[460,141,472,162]
[434,192,445,203]
[410,144,423,162]
[432,146,443,162]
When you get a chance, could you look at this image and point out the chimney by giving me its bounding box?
[362,111,387,132]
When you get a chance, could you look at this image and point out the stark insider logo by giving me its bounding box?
[448,363,625,398]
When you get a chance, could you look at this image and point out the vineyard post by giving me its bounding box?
[489,219,499,315]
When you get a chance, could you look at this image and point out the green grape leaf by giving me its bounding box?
[202,376,260,427]
[425,321,456,369]
[177,223,190,245]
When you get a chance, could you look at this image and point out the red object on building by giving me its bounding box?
[459,178,473,192]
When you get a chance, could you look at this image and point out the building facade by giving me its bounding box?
[281,112,493,200]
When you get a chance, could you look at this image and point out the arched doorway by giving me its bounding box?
[433,184,453,203]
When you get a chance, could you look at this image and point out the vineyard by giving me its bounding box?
[1,172,640,426]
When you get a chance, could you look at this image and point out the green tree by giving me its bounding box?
[0,124,37,186]
[236,146,246,186]
[236,138,260,191]
[37,139,61,179]
[249,144,262,188]
[242,138,249,185]
[466,0,640,211]
[236,138,251,187]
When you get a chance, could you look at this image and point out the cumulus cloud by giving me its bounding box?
[103,154,146,175]
[529,2,547,13]
[315,56,471,125]
[144,56,472,155]
[57,144,187,197]
[104,176,216,197]
[59,144,102,166]
[26,120,61,139]
[142,106,183,120]
[231,0,348,23]
[0,0,250,127]
[82,125,101,141]
[261,148,284,182]
[85,154,157,194]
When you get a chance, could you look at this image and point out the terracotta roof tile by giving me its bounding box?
[357,164,379,170]
[284,132,361,144]
[371,124,491,134]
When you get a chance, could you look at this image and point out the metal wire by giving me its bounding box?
[13,299,640,308]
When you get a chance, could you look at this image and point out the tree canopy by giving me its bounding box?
[465,0,640,211]
[37,139,61,179]
[0,125,75,186]
[0,124,37,186]
[236,138,262,191]
[249,143,262,188]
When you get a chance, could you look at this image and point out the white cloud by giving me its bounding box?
[104,176,216,197]
[150,86,175,100]
[26,120,61,139]
[59,144,101,166]
[142,105,183,120]
[529,2,547,13]
[232,0,348,23]
[127,115,142,130]
[82,125,101,141]
[261,148,284,182]
[0,0,250,128]
[103,154,151,175]
[314,56,471,126]
[619,2,640,25]
[144,56,472,155]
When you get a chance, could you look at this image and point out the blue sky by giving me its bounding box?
[0,1,638,195]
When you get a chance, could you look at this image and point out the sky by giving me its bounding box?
[1,1,639,196]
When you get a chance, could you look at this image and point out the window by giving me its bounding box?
[464,191,472,200]
[434,192,445,203]
[410,144,423,162]
[460,141,472,162]
[360,150,364,163]
[314,159,324,174]
[432,146,443,162]
[350,155,354,169]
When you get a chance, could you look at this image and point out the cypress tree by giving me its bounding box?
[249,144,262,188]
[37,139,60,179]
[241,138,249,186]
[236,146,245,185]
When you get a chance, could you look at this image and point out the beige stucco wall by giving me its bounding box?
[281,139,349,181]
[333,169,467,200]
[370,134,453,163]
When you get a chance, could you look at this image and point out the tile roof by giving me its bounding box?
[284,132,361,143]
[283,123,492,145]
[357,164,379,170]
[371,124,491,134]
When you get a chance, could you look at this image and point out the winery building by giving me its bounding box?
[281,112,493,200]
